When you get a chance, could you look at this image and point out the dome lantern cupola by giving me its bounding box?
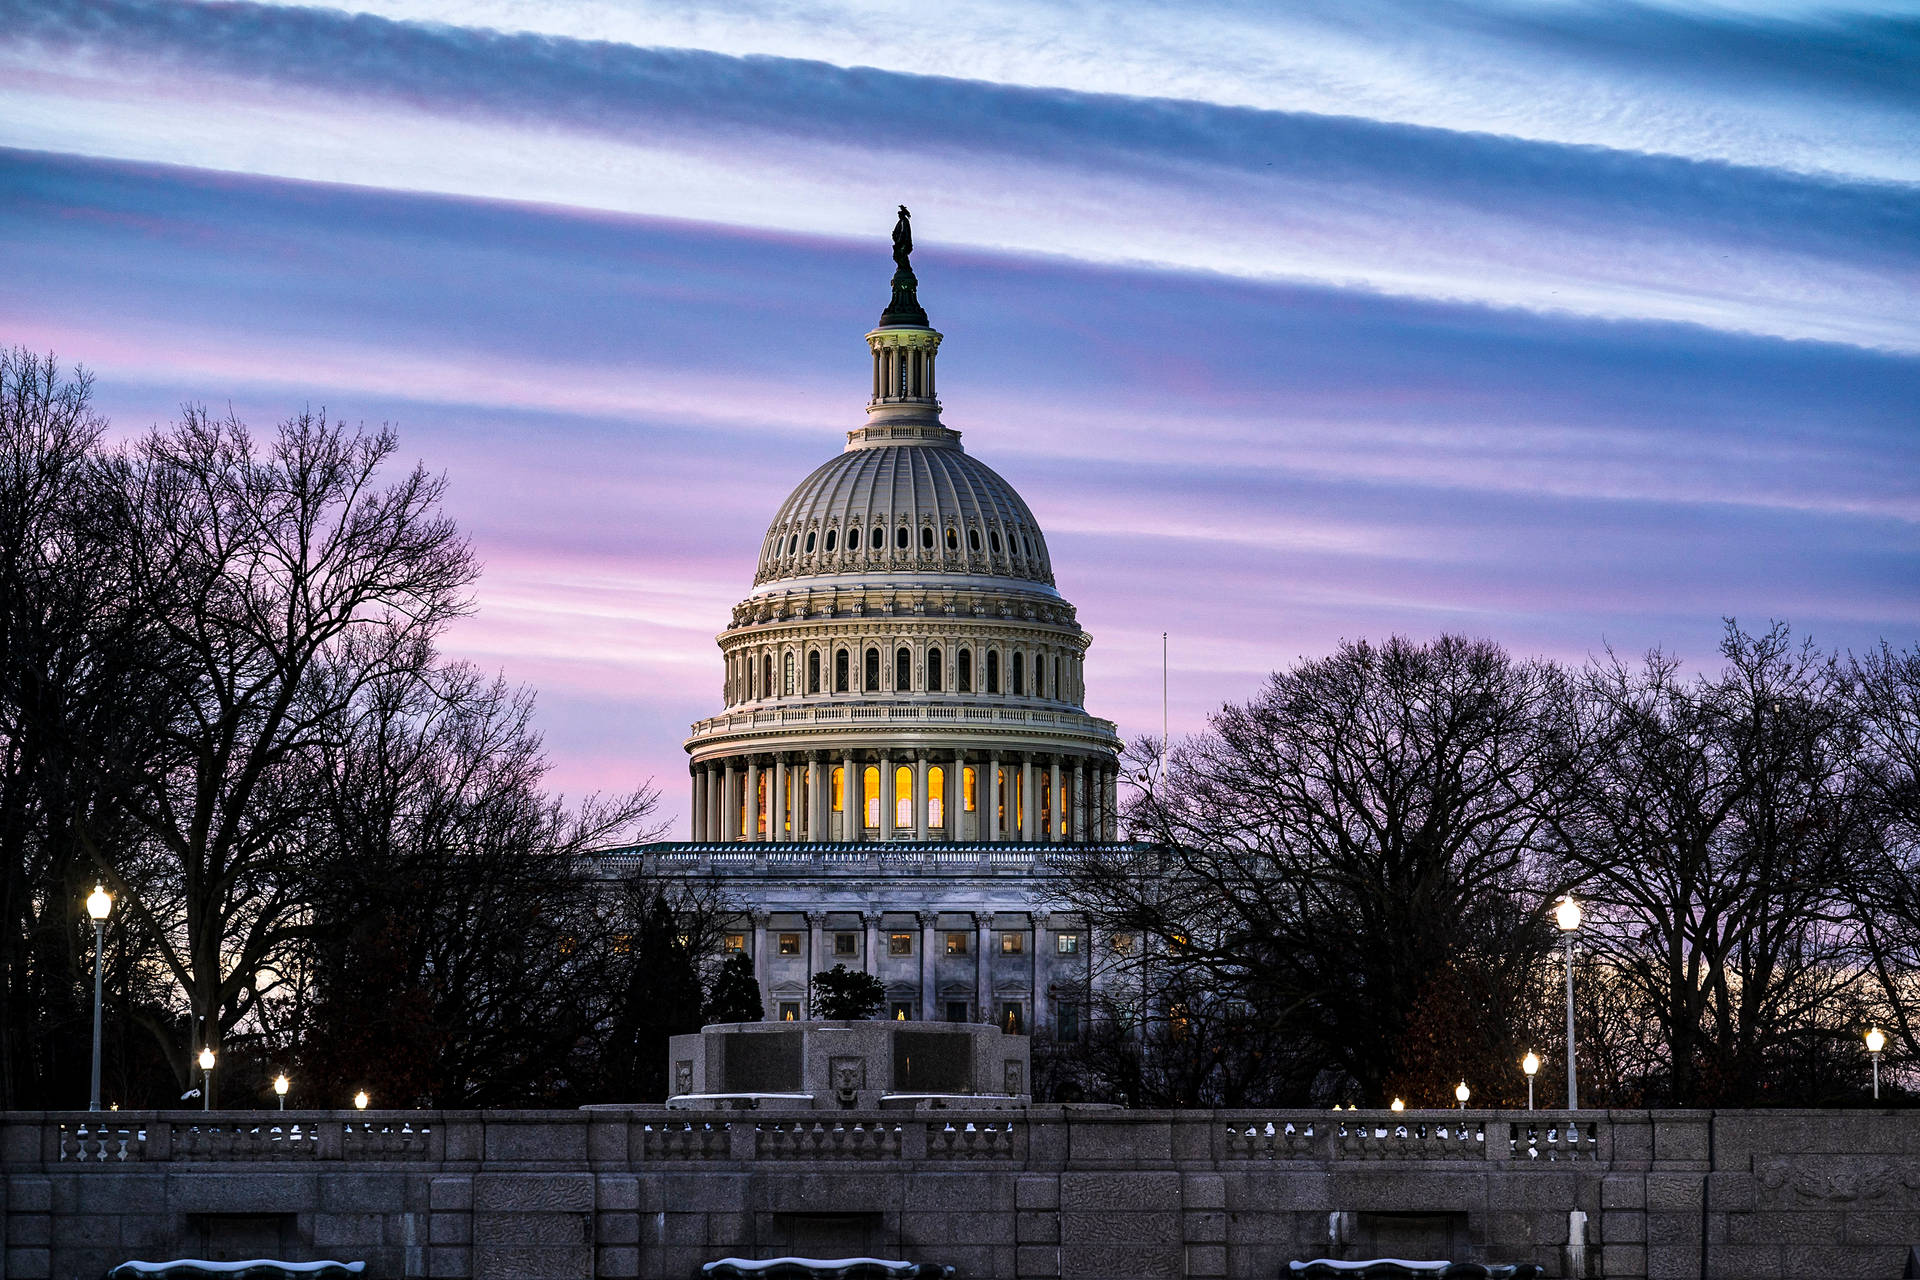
[861,206,946,443]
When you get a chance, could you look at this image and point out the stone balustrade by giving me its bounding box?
[5,1107,1917,1279]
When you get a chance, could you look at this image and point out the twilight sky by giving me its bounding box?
[3,0,1917,831]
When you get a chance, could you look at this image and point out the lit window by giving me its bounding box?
[778,934,801,956]
[894,764,912,828]
[963,766,976,812]
[779,1002,801,1022]
[1000,932,1024,954]
[946,527,958,550]
[834,933,857,957]
[946,933,968,955]
[1111,933,1135,954]
[929,766,944,827]
[889,933,913,956]
[1056,932,1081,955]
[864,765,881,829]
[832,766,845,812]
[999,1003,1025,1035]
[890,1002,913,1021]
[724,934,746,954]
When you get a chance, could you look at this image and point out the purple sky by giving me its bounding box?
[3,0,1917,831]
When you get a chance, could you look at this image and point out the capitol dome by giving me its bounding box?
[683,210,1121,849]
[754,433,1054,590]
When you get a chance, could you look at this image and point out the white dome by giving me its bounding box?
[754,435,1053,589]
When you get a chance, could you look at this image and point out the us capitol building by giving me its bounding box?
[610,210,1130,1042]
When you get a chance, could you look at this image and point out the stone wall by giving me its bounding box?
[3,1108,1915,1280]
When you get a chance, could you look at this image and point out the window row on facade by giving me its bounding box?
[689,749,1120,843]
[761,518,1042,572]
[725,639,1083,707]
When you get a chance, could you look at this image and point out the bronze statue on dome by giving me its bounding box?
[881,204,928,326]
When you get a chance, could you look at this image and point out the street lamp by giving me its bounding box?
[1866,1028,1887,1101]
[1455,1081,1470,1111]
[85,885,112,1111]
[1390,1098,1405,1112]
[273,1074,290,1110]
[353,1090,370,1110]
[1522,1051,1541,1111]
[1555,895,1583,1111]
[197,1046,215,1111]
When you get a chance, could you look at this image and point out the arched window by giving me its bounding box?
[962,765,976,812]
[835,648,850,693]
[865,647,881,692]
[872,525,883,551]
[946,528,958,551]
[783,651,795,696]
[825,528,837,552]
[927,647,943,693]
[968,528,980,551]
[805,530,815,553]
[748,656,756,699]
[1033,652,1044,698]
[763,654,774,697]
[788,533,798,554]
[894,765,913,828]
[986,650,1000,694]
[848,526,860,551]
[958,648,973,692]
[1013,651,1025,696]
[895,525,909,550]
[1054,656,1062,701]
[807,650,820,694]
[921,526,934,549]
[929,766,945,827]
[832,766,845,813]
[895,646,911,691]
[863,766,881,829]
[756,772,768,836]
[990,530,1002,553]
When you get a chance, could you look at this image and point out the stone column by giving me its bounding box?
[690,769,705,841]
[1105,768,1119,841]
[805,911,824,1016]
[744,758,761,842]
[1030,915,1047,1038]
[1072,759,1086,844]
[803,753,819,841]
[1049,759,1064,844]
[974,911,992,1025]
[722,761,737,841]
[839,751,854,842]
[711,765,725,842]
[953,748,967,840]
[1022,756,1037,843]
[914,751,929,842]
[863,910,879,979]
[771,757,787,843]
[918,911,937,1020]
[755,911,776,1020]
[985,752,1001,844]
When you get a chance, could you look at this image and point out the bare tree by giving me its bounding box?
[1060,635,1575,1104]
[1848,642,1920,1065]
[89,407,477,1097]
[1552,622,1876,1104]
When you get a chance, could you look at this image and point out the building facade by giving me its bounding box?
[619,211,1130,1034]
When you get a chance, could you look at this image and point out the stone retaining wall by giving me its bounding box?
[3,1108,1913,1279]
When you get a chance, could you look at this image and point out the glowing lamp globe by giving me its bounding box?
[273,1074,289,1097]
[1390,1098,1405,1112]
[353,1090,370,1110]
[1867,1028,1887,1055]
[197,1047,215,1071]
[1455,1081,1471,1105]
[86,885,112,922]
[1522,1052,1541,1077]
[1555,897,1583,932]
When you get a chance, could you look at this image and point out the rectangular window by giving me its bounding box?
[1055,932,1081,955]
[778,1002,801,1022]
[998,1002,1025,1035]
[945,1001,970,1023]
[999,932,1024,954]
[834,932,857,957]
[1056,1001,1081,1043]
[945,932,968,955]
[778,933,801,956]
[889,932,913,956]
[724,934,746,954]
[889,1002,914,1021]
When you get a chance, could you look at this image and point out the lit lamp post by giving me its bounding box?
[85,885,112,1111]
[353,1090,370,1111]
[273,1074,290,1110]
[197,1046,215,1111]
[1455,1081,1470,1111]
[1522,1051,1541,1111]
[1866,1028,1887,1101]
[1390,1098,1405,1112]
[1555,895,1583,1111]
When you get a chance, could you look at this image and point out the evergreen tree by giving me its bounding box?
[704,952,763,1024]
[810,964,886,1020]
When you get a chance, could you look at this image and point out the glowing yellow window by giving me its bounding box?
[832,765,845,812]
[963,766,976,812]
[894,764,912,828]
[929,766,945,827]
[864,766,880,829]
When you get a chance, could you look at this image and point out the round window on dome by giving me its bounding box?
[847,526,859,551]
[825,528,837,552]
[921,526,934,550]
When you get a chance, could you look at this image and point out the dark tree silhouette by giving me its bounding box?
[810,964,886,1020]
[705,952,764,1025]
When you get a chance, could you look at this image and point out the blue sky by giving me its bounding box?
[3,0,1916,826]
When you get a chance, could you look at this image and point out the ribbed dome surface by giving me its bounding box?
[755,441,1053,587]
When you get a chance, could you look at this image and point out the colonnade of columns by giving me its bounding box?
[690,748,1121,844]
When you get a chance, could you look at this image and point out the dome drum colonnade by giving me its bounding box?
[684,208,1123,845]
